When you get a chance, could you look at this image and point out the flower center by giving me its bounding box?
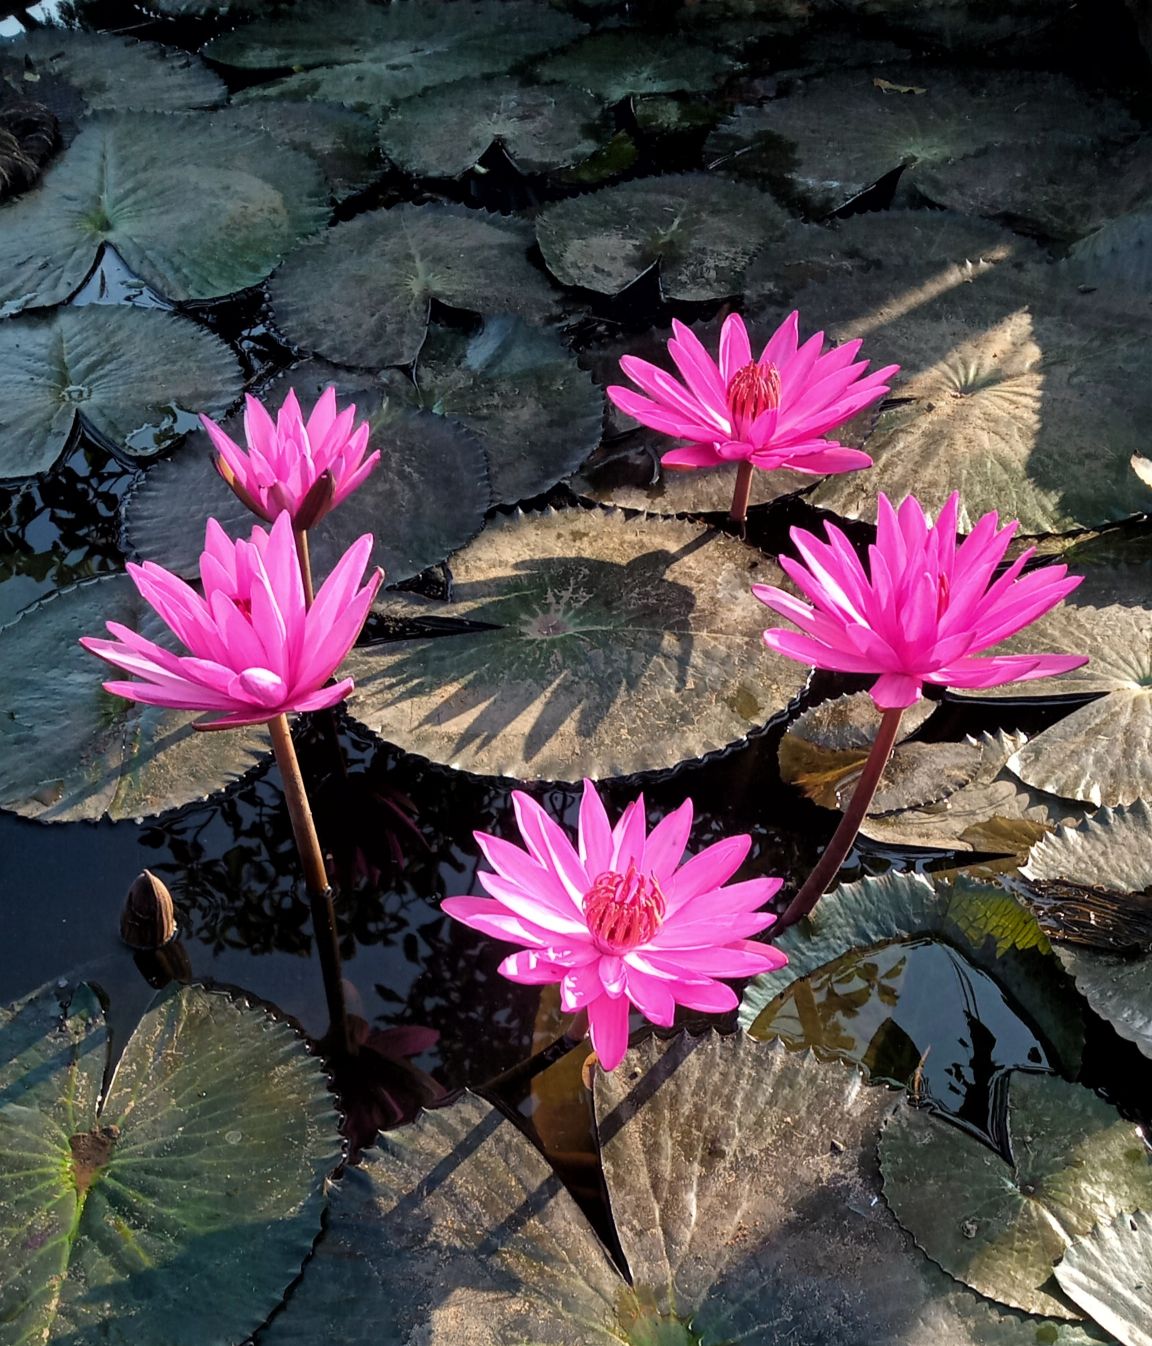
[583,863,666,951]
[727,360,781,432]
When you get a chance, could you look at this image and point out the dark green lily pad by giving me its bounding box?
[881,1070,1152,1317]
[345,507,810,780]
[270,204,556,368]
[533,31,732,103]
[1024,802,1152,1062]
[0,306,242,477]
[0,575,270,822]
[536,172,788,299]
[1056,1210,1152,1346]
[0,979,340,1345]
[222,101,383,201]
[379,76,607,177]
[1064,209,1152,298]
[0,111,329,314]
[858,0,1060,50]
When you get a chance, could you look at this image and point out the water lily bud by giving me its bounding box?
[294,468,337,529]
[120,869,177,950]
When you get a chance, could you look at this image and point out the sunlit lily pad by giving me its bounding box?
[881,1070,1152,1317]
[535,172,787,299]
[0,306,242,477]
[0,978,340,1344]
[1056,1210,1152,1346]
[0,111,329,313]
[270,204,555,367]
[222,102,382,201]
[533,31,731,103]
[0,575,270,822]
[345,507,809,780]
[378,76,608,177]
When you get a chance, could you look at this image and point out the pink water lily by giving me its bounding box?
[200,386,380,527]
[607,311,898,476]
[81,511,383,729]
[442,780,786,1071]
[754,491,1089,709]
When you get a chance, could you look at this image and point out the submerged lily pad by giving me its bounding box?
[0,306,242,477]
[0,575,270,822]
[0,979,339,1345]
[222,102,383,201]
[0,111,329,313]
[345,507,809,780]
[1056,1210,1152,1346]
[270,204,555,367]
[536,172,788,299]
[881,1070,1152,1317]
[533,31,731,103]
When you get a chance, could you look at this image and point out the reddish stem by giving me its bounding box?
[729,460,755,527]
[294,527,315,608]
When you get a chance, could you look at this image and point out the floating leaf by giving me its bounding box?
[536,172,787,299]
[378,76,607,177]
[270,204,555,367]
[345,507,810,780]
[1056,1210,1152,1346]
[222,101,383,201]
[1065,209,1152,298]
[0,575,270,822]
[533,31,731,103]
[0,306,242,477]
[881,1070,1152,1317]
[0,979,340,1344]
[857,0,1060,50]
[0,111,328,313]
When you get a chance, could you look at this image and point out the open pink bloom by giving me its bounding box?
[442,781,786,1071]
[607,311,898,476]
[81,512,383,729]
[753,492,1089,709]
[200,386,380,527]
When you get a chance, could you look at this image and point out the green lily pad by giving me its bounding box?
[1056,1210,1152,1346]
[858,0,1060,50]
[533,31,732,103]
[0,978,340,1345]
[880,1070,1152,1317]
[1064,209,1152,298]
[1024,802,1152,1062]
[0,306,243,477]
[270,204,556,368]
[222,101,383,201]
[345,507,810,780]
[0,574,270,822]
[378,75,608,177]
[0,111,329,314]
[535,172,788,299]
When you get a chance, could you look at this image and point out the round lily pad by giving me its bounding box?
[378,75,607,177]
[0,306,243,477]
[535,172,788,299]
[1056,1209,1152,1346]
[269,203,556,367]
[345,507,810,780]
[0,111,329,314]
[880,1070,1152,1317]
[0,575,270,822]
[532,31,732,103]
[222,101,383,201]
[0,978,340,1345]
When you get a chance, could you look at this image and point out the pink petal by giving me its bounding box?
[665,835,751,911]
[587,993,631,1071]
[577,778,613,878]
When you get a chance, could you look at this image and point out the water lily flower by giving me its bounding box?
[754,491,1088,709]
[442,781,786,1071]
[81,511,383,729]
[200,386,380,528]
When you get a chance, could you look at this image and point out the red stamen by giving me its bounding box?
[584,863,666,951]
[727,361,781,432]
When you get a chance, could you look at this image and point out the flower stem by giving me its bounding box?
[729,460,755,527]
[480,1009,590,1100]
[294,527,315,608]
[268,712,353,1055]
[774,705,905,934]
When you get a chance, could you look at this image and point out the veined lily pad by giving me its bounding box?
[0,306,242,477]
[269,204,556,367]
[1056,1210,1152,1346]
[261,1033,1102,1346]
[0,979,340,1345]
[222,102,383,201]
[1024,802,1152,1061]
[378,76,608,177]
[532,31,732,103]
[535,172,788,299]
[0,111,329,313]
[1064,209,1152,298]
[880,1070,1152,1317]
[345,507,810,780]
[0,574,269,822]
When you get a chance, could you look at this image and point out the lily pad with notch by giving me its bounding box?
[1056,1209,1152,1346]
[0,978,340,1345]
[532,30,732,104]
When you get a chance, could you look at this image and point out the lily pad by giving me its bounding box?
[858,0,1060,50]
[1056,1210,1152,1346]
[880,1070,1152,1317]
[0,574,270,822]
[1024,802,1152,1061]
[269,204,556,368]
[1064,209,1152,299]
[378,76,608,177]
[345,507,810,780]
[0,306,243,477]
[535,172,788,299]
[222,102,383,201]
[532,31,732,104]
[0,111,329,313]
[0,978,340,1345]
